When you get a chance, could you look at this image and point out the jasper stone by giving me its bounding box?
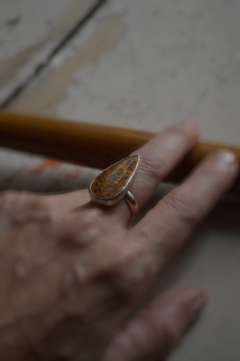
[90,155,139,200]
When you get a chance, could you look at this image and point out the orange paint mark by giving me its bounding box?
[64,168,80,180]
[30,159,62,175]
[4,169,23,184]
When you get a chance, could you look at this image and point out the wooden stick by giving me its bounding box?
[0,110,240,194]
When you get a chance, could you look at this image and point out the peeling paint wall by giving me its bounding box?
[10,13,126,115]
[0,0,104,192]
[0,0,101,104]
[9,0,240,146]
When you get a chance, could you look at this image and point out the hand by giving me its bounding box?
[0,119,238,361]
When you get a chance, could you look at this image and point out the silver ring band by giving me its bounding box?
[124,190,139,219]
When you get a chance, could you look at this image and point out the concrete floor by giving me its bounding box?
[1,0,240,360]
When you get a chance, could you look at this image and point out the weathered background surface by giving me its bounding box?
[1,0,240,360]
[0,0,102,105]
[0,0,102,191]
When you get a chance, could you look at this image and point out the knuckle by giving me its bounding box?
[138,151,166,180]
[0,191,55,226]
[163,190,200,225]
[0,190,22,213]
[77,206,103,231]
[28,196,54,221]
[68,206,107,244]
[29,196,51,212]
[106,245,156,295]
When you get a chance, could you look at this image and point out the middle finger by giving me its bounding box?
[118,119,199,222]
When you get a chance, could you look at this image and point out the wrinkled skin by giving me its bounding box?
[0,119,238,360]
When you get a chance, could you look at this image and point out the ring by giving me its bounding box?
[89,155,140,218]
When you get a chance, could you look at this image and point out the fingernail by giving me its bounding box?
[190,294,208,313]
[214,150,238,173]
[217,150,237,165]
[181,118,198,130]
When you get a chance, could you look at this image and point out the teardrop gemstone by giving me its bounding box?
[90,155,139,201]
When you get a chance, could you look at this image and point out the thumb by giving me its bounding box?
[101,287,208,361]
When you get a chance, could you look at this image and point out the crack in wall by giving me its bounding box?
[0,0,108,109]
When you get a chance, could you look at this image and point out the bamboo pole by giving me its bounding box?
[0,110,240,194]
